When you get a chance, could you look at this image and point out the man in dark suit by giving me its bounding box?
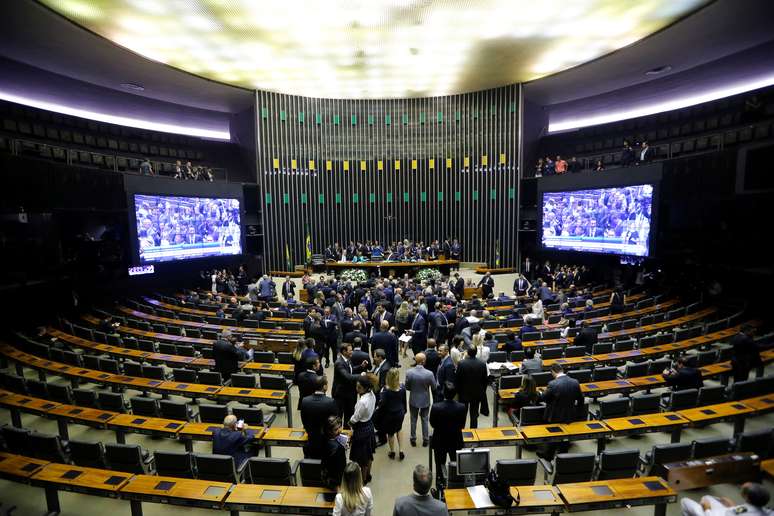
[213,330,244,381]
[540,364,584,459]
[519,316,538,339]
[431,304,452,344]
[436,344,456,400]
[453,273,465,301]
[455,347,489,428]
[299,376,338,459]
[371,349,391,391]
[212,414,257,467]
[281,276,296,300]
[372,320,399,367]
[424,339,441,378]
[331,342,368,427]
[321,306,339,368]
[343,320,369,354]
[663,356,703,390]
[371,304,393,330]
[638,141,655,163]
[514,274,531,297]
[296,357,321,409]
[477,272,495,299]
[574,321,598,353]
[351,338,372,370]
[730,325,761,382]
[408,309,428,356]
[429,381,467,484]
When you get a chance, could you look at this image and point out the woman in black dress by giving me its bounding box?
[379,368,407,460]
[349,377,377,484]
[322,416,347,489]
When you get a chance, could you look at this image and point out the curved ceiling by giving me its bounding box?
[37,0,709,99]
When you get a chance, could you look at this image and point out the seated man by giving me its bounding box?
[663,356,703,390]
[212,414,256,467]
[680,482,772,516]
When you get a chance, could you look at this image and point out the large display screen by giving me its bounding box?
[134,194,242,263]
[541,184,653,256]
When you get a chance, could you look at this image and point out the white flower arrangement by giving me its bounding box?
[416,268,442,283]
[340,269,368,283]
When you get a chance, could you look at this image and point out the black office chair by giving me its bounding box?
[246,457,295,485]
[691,437,730,459]
[648,359,672,375]
[736,429,773,458]
[297,459,326,487]
[123,361,143,377]
[639,335,659,349]
[495,459,538,486]
[172,368,197,383]
[0,373,27,394]
[594,397,630,419]
[541,347,563,360]
[233,406,269,426]
[695,350,718,367]
[1,426,32,455]
[541,453,595,484]
[98,358,120,374]
[624,361,650,378]
[697,385,726,406]
[26,379,49,398]
[663,389,698,411]
[28,432,69,463]
[195,453,245,482]
[104,443,154,474]
[230,373,257,389]
[499,375,522,390]
[197,371,224,386]
[199,404,229,424]
[130,397,159,417]
[176,345,196,357]
[614,339,636,352]
[445,461,487,488]
[253,351,275,364]
[567,369,591,383]
[509,351,525,362]
[154,451,195,478]
[137,340,156,352]
[142,365,166,380]
[596,449,639,480]
[729,380,757,401]
[158,342,177,355]
[72,388,98,408]
[564,346,586,358]
[488,351,507,363]
[514,405,545,426]
[631,393,661,415]
[260,374,290,391]
[159,400,197,421]
[531,372,553,387]
[641,443,692,477]
[592,366,618,381]
[97,392,126,413]
[69,440,107,469]
[522,332,541,342]
[591,343,613,354]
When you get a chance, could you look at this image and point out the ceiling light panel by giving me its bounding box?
[40,0,709,99]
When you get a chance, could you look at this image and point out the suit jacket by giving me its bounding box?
[436,355,456,398]
[542,374,584,423]
[424,348,441,376]
[405,365,437,409]
[372,310,393,328]
[410,314,427,350]
[351,349,372,371]
[213,339,241,378]
[455,357,489,403]
[212,427,255,467]
[393,493,449,516]
[282,281,296,299]
[372,331,399,367]
[574,327,598,352]
[332,356,364,402]
[296,370,320,408]
[372,361,392,390]
[454,278,465,299]
[665,367,703,390]
[520,357,543,375]
[343,330,369,352]
[299,393,338,458]
[429,398,467,452]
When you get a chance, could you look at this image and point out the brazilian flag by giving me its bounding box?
[285,243,293,271]
[494,240,501,268]
[305,224,312,265]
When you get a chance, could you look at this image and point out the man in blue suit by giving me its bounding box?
[212,414,256,467]
[435,344,456,400]
[408,307,427,356]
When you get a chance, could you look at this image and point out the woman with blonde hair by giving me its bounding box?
[378,367,407,460]
[473,332,490,363]
[333,461,373,516]
[395,301,411,357]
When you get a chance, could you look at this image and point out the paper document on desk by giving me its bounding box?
[399,333,412,343]
[467,485,494,508]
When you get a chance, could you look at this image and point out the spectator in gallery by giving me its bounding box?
[544,156,555,175]
[139,157,154,176]
[555,155,568,174]
[185,160,194,178]
[535,158,544,177]
[173,160,183,178]
[594,159,605,172]
[638,140,655,163]
[568,156,582,173]
[621,140,636,166]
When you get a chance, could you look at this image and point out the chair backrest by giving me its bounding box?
[195,453,239,482]
[552,453,596,484]
[495,459,538,486]
[142,365,165,380]
[697,385,726,406]
[597,449,640,480]
[614,339,636,352]
[625,362,649,378]
[1,426,31,455]
[297,458,325,487]
[639,335,659,349]
[730,380,757,401]
[69,440,106,469]
[73,388,98,408]
[172,368,197,383]
[176,345,196,357]
[197,370,223,386]
[154,451,195,478]
[82,355,100,370]
[253,351,275,364]
[230,373,257,388]
[247,457,294,485]
[105,443,149,474]
[691,437,730,459]
[1,373,27,394]
[130,397,158,417]
[97,392,126,413]
[158,342,177,355]
[47,383,73,404]
[668,389,698,410]
[233,406,265,426]
[123,361,143,377]
[159,400,192,421]
[499,375,522,390]
[522,332,541,342]
[26,379,48,398]
[591,343,613,354]
[567,369,591,383]
[488,351,507,363]
[650,443,692,475]
[199,404,229,424]
[28,432,68,462]
[592,366,618,381]
[737,429,773,458]
[598,397,630,419]
[260,374,288,391]
[509,351,525,362]
[564,346,586,358]
[531,371,553,387]
[98,358,120,374]
[518,405,545,426]
[631,393,661,415]
[648,359,672,375]
[541,347,563,360]
[137,339,156,352]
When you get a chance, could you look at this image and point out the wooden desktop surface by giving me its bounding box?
[761,459,774,479]
[0,452,49,480]
[143,296,298,324]
[32,462,132,494]
[679,401,755,424]
[558,476,676,510]
[177,422,265,441]
[106,413,186,437]
[326,259,459,269]
[119,474,232,506]
[48,404,118,426]
[604,412,689,433]
[446,484,564,513]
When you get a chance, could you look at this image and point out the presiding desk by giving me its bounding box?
[445,476,676,516]
[325,258,459,275]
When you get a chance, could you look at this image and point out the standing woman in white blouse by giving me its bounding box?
[349,376,377,484]
[333,461,373,516]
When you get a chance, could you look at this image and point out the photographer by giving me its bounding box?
[212,415,256,468]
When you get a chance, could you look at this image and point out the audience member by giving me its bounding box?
[213,329,245,381]
[539,364,584,459]
[322,416,348,489]
[372,320,399,367]
[435,344,456,400]
[333,342,369,427]
[730,324,761,382]
[663,356,704,390]
[639,141,655,163]
[405,353,437,447]
[520,347,543,375]
[555,155,568,174]
[574,321,598,353]
[621,140,636,166]
[505,375,539,418]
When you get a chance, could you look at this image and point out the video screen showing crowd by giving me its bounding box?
[541,184,654,257]
[134,194,242,263]
[323,238,462,262]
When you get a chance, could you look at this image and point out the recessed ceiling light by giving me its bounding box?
[645,65,672,76]
[120,82,145,91]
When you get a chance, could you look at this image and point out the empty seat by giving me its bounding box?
[98,358,120,374]
[541,347,563,360]
[26,379,49,398]
[233,406,266,427]
[648,359,672,375]
[499,375,522,390]
[488,351,507,363]
[82,354,101,370]
[195,453,243,482]
[105,443,154,474]
[697,385,725,406]
[597,449,640,480]
[48,383,73,404]
[624,362,649,378]
[530,372,553,388]
[159,400,197,421]
[154,450,195,478]
[631,393,661,415]
[691,437,730,459]
[1,426,32,455]
[594,397,630,419]
[130,397,158,417]
[246,457,295,485]
[97,392,126,413]
[1,373,27,394]
[564,346,586,358]
[177,345,196,357]
[123,361,143,377]
[644,443,692,477]
[591,342,613,355]
[614,339,636,352]
[592,367,618,381]
[260,374,289,391]
[253,351,275,364]
[158,342,177,355]
[172,368,197,383]
[495,459,538,486]
[663,389,698,411]
[276,352,294,364]
[542,453,596,484]
[137,340,156,352]
[736,429,773,458]
[199,404,229,424]
[515,405,545,426]
[567,369,591,383]
[730,380,757,401]
[28,432,69,463]
[73,389,98,408]
[142,365,165,380]
[297,459,326,487]
[69,440,106,469]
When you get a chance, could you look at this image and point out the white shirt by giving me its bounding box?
[333,487,373,516]
[476,345,490,363]
[350,391,376,424]
[532,300,544,319]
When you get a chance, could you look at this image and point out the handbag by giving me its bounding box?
[484,469,515,508]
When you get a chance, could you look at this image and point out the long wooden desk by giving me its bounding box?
[224,484,335,515]
[326,258,459,273]
[142,296,300,324]
[0,451,49,482]
[761,458,774,480]
[445,476,676,516]
[30,461,131,513]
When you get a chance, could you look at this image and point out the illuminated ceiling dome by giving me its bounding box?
[41,0,709,99]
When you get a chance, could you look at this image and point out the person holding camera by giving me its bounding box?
[212,414,257,468]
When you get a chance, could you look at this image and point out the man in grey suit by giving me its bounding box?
[405,352,437,447]
[393,465,447,516]
[520,347,543,375]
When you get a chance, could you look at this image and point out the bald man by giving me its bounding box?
[212,414,256,467]
[405,352,437,447]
